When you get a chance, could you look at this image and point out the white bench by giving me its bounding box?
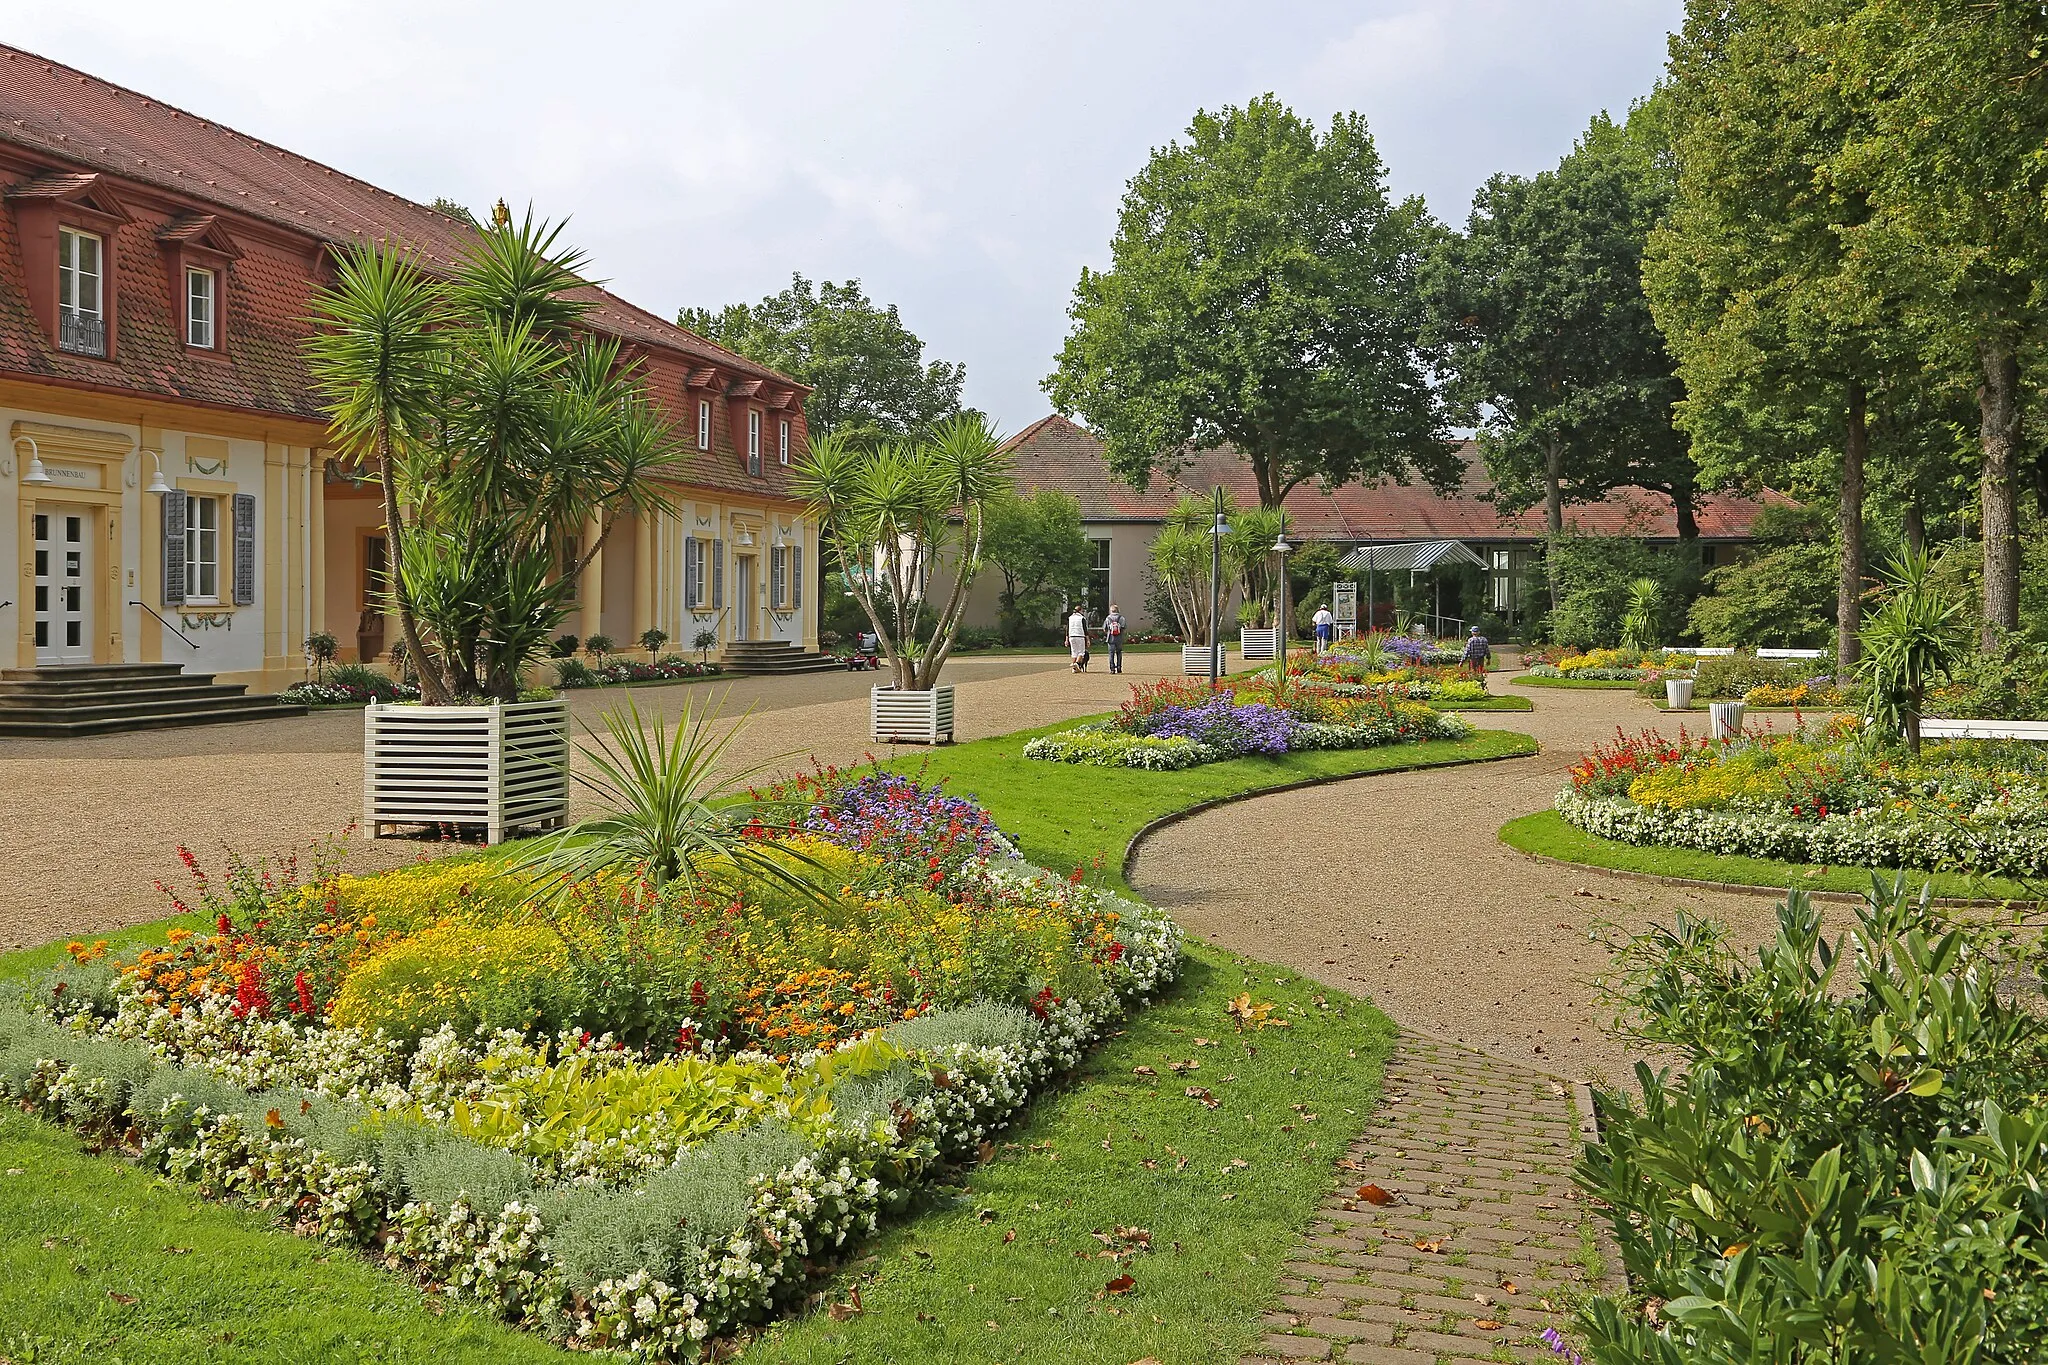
[1757,647,1828,661]
[1921,718,2048,742]
[1666,646,1736,657]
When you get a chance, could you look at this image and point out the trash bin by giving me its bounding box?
[1666,677,1696,710]
[1709,700,1745,740]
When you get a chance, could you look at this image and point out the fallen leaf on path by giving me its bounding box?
[1355,1183,1399,1206]
[1474,1318,1504,1331]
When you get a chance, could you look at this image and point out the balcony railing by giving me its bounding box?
[58,311,105,356]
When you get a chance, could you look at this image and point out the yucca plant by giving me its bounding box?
[306,208,678,702]
[1620,577,1662,652]
[510,692,825,902]
[793,415,1010,691]
[1860,548,1966,755]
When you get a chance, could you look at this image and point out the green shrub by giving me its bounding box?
[1580,882,2048,1363]
[1544,533,1697,649]
[328,662,406,702]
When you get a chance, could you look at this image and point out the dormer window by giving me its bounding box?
[747,410,762,476]
[186,267,215,348]
[57,227,104,356]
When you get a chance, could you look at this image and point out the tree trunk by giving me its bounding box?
[1544,436,1563,611]
[1904,498,1925,555]
[1977,339,2023,651]
[377,434,448,705]
[1838,380,1867,670]
[1673,488,1699,544]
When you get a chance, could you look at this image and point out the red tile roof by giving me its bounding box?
[1000,415,1785,542]
[0,43,811,499]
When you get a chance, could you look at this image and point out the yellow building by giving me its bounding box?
[1,45,821,712]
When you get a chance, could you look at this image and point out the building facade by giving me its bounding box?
[971,415,1787,633]
[0,45,817,691]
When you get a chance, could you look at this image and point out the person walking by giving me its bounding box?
[1312,602,1334,654]
[1067,606,1090,672]
[1104,603,1126,674]
[1463,625,1492,672]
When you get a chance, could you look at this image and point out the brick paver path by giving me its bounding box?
[1246,1034,1616,1363]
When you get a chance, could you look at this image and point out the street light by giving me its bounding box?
[1207,486,1228,688]
[1272,534,1293,693]
[141,450,173,496]
[16,436,50,486]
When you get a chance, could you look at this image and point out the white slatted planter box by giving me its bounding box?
[871,685,955,745]
[364,698,570,845]
[1182,644,1225,676]
[1921,718,2048,742]
[1239,627,1281,661]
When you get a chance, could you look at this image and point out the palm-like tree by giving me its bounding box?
[1859,549,1966,755]
[306,209,678,702]
[793,414,1010,690]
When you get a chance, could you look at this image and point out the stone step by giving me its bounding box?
[0,665,303,737]
[0,701,307,738]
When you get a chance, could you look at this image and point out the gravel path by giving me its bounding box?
[0,651,1176,954]
[1131,674,1790,1087]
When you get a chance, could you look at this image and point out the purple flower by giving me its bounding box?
[1129,696,1295,755]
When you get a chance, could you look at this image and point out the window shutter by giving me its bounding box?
[711,538,724,609]
[232,493,257,606]
[770,547,785,608]
[793,545,802,609]
[161,489,187,606]
[683,536,699,608]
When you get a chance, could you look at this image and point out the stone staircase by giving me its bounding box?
[716,640,843,676]
[0,664,307,737]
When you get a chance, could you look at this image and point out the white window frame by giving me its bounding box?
[684,536,705,608]
[778,419,790,466]
[185,494,220,604]
[697,400,711,451]
[58,226,103,322]
[747,410,762,475]
[186,266,216,348]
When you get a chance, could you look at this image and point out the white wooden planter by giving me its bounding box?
[1709,700,1746,741]
[872,685,955,745]
[1665,677,1696,710]
[1182,644,1225,676]
[1239,627,1281,661]
[364,698,570,845]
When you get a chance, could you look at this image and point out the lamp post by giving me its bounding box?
[1273,534,1293,694]
[1208,486,1228,688]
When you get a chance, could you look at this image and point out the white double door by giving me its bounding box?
[33,505,93,665]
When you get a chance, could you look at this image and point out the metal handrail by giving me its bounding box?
[129,600,200,650]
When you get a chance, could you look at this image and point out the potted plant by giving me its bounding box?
[307,210,677,843]
[793,416,1009,743]
[1148,493,1234,676]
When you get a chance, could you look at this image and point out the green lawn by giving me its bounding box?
[0,723,1538,1363]
[1500,808,2037,903]
[0,1115,562,1365]
[1509,674,1643,690]
[1435,694,1533,712]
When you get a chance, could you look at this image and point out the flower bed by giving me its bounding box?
[1024,675,1473,769]
[556,656,724,689]
[281,678,424,706]
[1554,717,2048,878]
[7,774,1181,1359]
[1526,646,1691,682]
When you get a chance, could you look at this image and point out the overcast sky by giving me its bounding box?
[12,1,1681,434]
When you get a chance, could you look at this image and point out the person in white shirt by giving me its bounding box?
[1067,607,1089,671]
[1313,603,1335,653]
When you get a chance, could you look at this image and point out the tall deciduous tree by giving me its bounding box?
[1821,0,2048,650]
[1045,95,1452,511]
[1426,112,1698,608]
[680,274,966,444]
[981,488,1093,643]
